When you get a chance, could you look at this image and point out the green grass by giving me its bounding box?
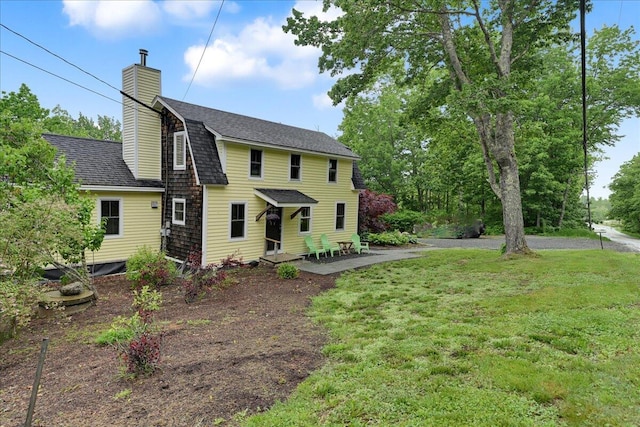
[245,249,640,426]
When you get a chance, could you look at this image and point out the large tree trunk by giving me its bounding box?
[474,111,530,254]
[492,112,530,254]
[438,4,530,255]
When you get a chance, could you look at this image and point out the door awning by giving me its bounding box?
[254,188,318,207]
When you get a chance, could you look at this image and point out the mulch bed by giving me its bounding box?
[0,265,337,426]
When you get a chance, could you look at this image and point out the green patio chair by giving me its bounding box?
[351,233,370,254]
[304,236,325,260]
[321,234,340,257]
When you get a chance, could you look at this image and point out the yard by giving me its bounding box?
[1,266,336,426]
[2,249,640,426]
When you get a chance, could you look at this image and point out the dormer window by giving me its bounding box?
[174,131,186,170]
[250,149,262,178]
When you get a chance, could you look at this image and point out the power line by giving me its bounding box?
[182,0,225,100]
[0,23,121,94]
[0,50,125,107]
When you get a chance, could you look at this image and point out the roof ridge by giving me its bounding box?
[159,96,330,136]
[41,132,122,144]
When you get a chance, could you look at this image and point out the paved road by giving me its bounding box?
[592,225,640,252]
[420,234,639,252]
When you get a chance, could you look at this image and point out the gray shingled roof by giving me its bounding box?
[351,161,367,190]
[184,119,228,185]
[254,189,318,207]
[158,96,359,159]
[42,134,163,189]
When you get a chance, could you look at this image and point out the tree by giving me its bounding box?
[0,93,105,334]
[285,0,582,254]
[609,154,640,234]
[1,84,122,141]
[358,189,397,233]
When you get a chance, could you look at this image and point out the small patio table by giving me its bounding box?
[337,241,353,255]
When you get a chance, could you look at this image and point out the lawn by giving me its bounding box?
[246,250,640,426]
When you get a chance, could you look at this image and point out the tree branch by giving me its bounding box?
[471,0,503,77]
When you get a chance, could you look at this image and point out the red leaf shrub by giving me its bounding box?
[358,190,397,233]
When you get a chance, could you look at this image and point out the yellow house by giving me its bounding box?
[43,134,164,275]
[44,50,365,271]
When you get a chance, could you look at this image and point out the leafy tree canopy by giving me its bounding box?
[609,155,640,233]
[1,83,122,141]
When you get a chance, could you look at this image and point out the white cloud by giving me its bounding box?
[162,0,218,20]
[63,0,162,38]
[183,16,320,89]
[223,1,241,14]
[312,92,334,110]
[182,2,342,90]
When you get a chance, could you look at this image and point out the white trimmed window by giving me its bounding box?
[172,198,186,225]
[174,131,186,170]
[335,202,346,231]
[230,202,247,240]
[328,158,338,183]
[299,206,311,234]
[250,149,262,178]
[290,154,301,181]
[99,198,122,237]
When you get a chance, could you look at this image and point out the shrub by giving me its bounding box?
[277,263,299,279]
[382,210,427,233]
[181,264,227,303]
[120,331,163,376]
[358,190,397,233]
[181,251,242,303]
[126,246,177,290]
[368,230,416,246]
[101,285,165,377]
[0,278,41,342]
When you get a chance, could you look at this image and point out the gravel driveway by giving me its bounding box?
[419,235,638,252]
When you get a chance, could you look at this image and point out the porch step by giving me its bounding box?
[260,253,304,265]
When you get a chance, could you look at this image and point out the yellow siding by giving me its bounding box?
[121,66,136,172]
[203,143,359,264]
[136,67,161,180]
[87,191,163,264]
[121,64,161,180]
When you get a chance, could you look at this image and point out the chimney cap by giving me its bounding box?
[139,49,148,66]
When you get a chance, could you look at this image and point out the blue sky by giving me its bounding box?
[1,0,638,199]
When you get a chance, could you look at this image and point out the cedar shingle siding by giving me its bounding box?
[162,112,202,260]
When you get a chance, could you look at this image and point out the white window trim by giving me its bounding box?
[298,206,312,235]
[173,131,186,170]
[172,198,186,226]
[328,158,338,183]
[229,201,248,241]
[98,198,123,238]
[249,148,263,179]
[335,202,346,231]
[289,153,302,182]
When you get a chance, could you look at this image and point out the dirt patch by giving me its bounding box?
[0,265,336,426]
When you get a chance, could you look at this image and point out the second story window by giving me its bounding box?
[174,132,186,170]
[290,154,301,181]
[250,149,262,178]
[328,158,337,183]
